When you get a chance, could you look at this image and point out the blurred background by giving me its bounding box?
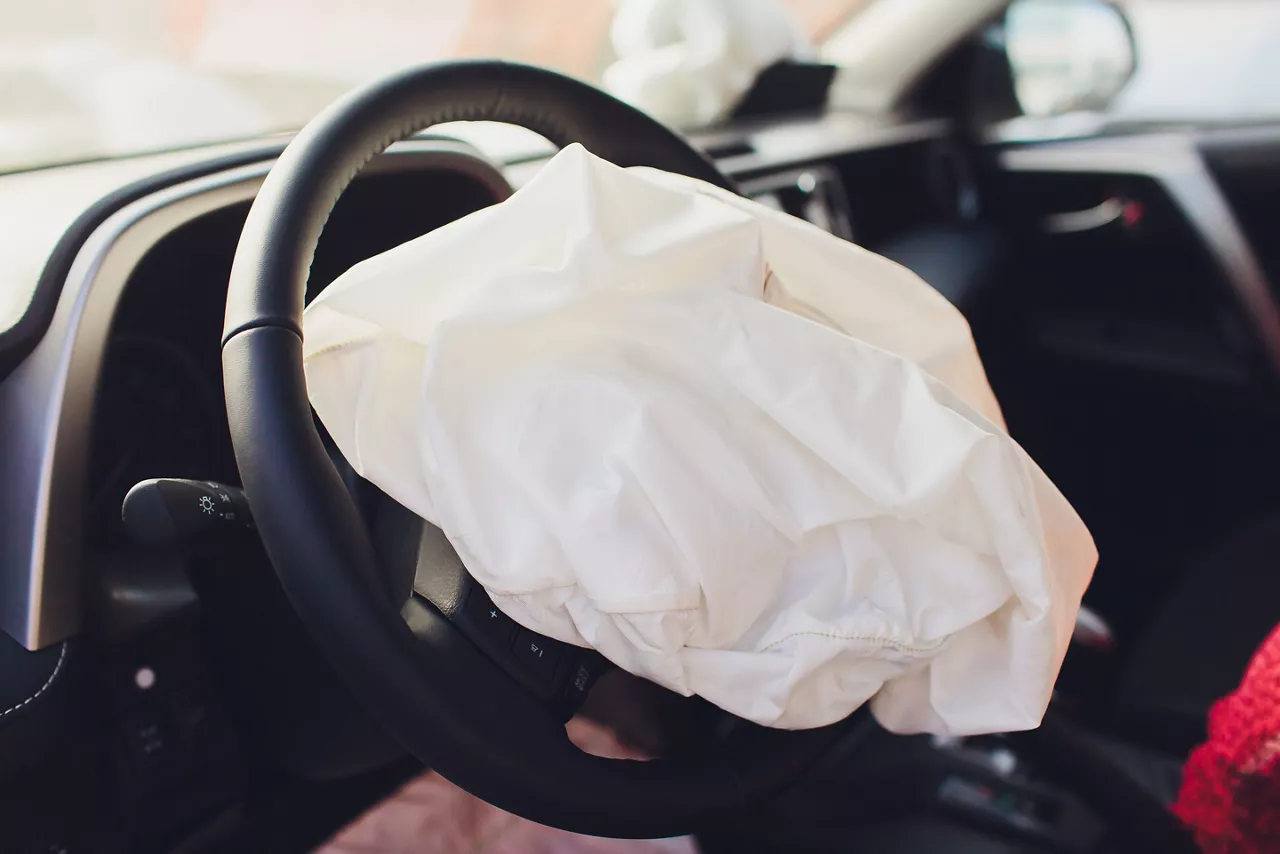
[0,0,864,171]
[3,0,1279,174]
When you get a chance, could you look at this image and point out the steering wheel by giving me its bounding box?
[221,60,847,838]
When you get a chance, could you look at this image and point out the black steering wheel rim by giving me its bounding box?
[221,60,847,838]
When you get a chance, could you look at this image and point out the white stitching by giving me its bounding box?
[0,642,67,719]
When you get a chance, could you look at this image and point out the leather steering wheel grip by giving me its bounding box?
[221,60,845,838]
[222,60,732,344]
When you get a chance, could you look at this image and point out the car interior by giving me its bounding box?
[3,1,1279,852]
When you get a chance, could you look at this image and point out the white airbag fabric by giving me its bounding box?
[603,0,811,128]
[302,144,1097,734]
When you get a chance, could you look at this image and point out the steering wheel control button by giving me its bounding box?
[562,652,610,709]
[122,709,173,771]
[513,628,562,681]
[462,588,519,646]
[122,478,255,546]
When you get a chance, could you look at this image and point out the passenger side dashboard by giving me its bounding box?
[971,128,1280,659]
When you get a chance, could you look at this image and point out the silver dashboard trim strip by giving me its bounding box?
[0,141,511,649]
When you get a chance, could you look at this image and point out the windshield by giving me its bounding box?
[1,0,870,173]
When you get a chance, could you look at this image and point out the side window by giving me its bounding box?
[1111,0,1280,122]
[1005,0,1280,123]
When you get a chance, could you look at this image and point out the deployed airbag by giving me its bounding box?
[302,144,1097,733]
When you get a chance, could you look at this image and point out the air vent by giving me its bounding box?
[700,138,755,161]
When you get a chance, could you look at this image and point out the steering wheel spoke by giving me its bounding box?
[404,521,610,720]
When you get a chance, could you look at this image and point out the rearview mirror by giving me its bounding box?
[1005,0,1136,117]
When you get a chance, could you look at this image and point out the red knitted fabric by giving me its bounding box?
[1175,622,1280,854]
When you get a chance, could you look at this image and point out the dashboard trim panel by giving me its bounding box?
[0,143,293,378]
[0,141,512,649]
[1000,133,1280,372]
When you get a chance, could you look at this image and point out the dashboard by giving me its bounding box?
[0,117,957,653]
[3,103,1280,852]
[0,124,941,851]
[4,115,1279,653]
